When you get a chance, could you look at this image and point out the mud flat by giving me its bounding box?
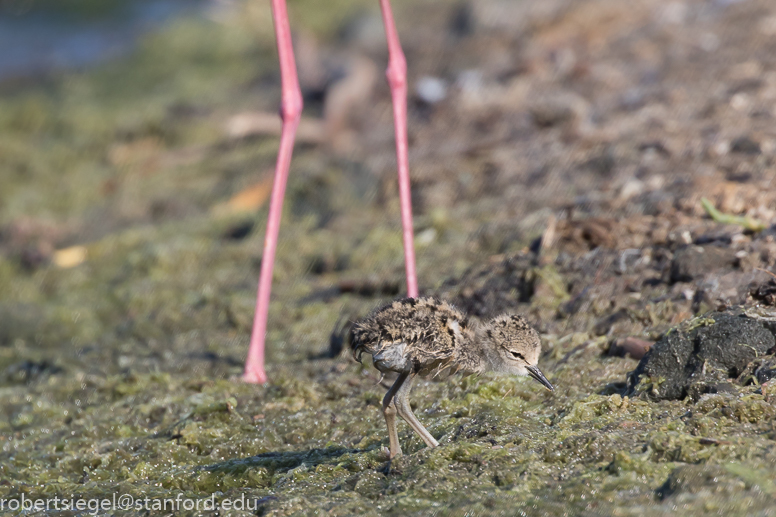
[1,0,775,515]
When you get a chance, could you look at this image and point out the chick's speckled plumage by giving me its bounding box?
[352,297,471,376]
[352,297,549,380]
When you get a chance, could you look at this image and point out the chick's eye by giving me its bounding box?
[510,351,524,360]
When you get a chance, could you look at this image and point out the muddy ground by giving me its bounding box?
[1,0,776,515]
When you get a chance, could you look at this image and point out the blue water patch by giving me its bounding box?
[0,0,207,81]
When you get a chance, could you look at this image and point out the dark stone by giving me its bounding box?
[755,359,776,384]
[730,136,761,155]
[726,171,753,183]
[222,220,254,240]
[739,356,776,385]
[750,278,776,306]
[627,311,775,400]
[530,101,576,128]
[670,245,736,283]
[686,381,738,400]
[449,2,473,38]
[693,229,733,246]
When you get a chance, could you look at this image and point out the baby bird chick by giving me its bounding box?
[352,297,553,458]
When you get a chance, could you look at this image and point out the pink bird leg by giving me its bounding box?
[243,0,418,384]
[379,0,419,299]
[243,0,302,384]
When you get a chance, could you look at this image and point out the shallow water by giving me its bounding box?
[0,0,206,81]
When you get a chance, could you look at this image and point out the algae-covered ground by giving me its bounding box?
[1,0,776,515]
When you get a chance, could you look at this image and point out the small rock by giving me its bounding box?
[755,358,776,384]
[416,227,438,245]
[221,220,254,241]
[627,311,776,400]
[618,179,645,201]
[670,245,736,283]
[738,353,776,386]
[730,136,761,155]
[730,93,751,112]
[712,140,730,157]
[530,99,576,128]
[415,76,448,104]
[750,278,776,306]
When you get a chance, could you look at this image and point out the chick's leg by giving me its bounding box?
[394,372,439,448]
[382,372,408,458]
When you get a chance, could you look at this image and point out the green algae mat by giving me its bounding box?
[2,0,776,515]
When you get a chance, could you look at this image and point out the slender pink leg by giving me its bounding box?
[243,0,303,384]
[379,0,418,298]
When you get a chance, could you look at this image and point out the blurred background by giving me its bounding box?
[1,0,776,512]
[2,0,775,376]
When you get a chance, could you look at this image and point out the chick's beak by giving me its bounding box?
[527,365,554,391]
